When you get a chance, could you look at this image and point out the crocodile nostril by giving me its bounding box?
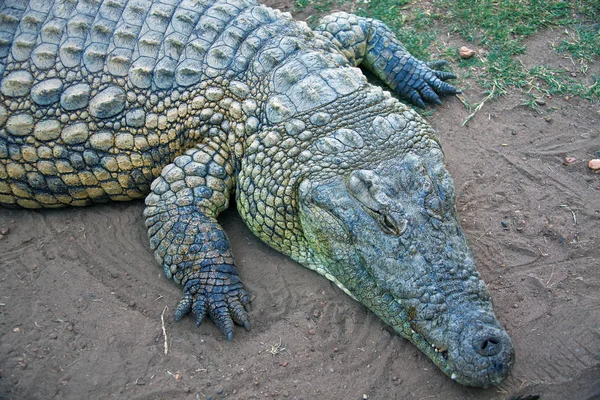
[475,335,502,357]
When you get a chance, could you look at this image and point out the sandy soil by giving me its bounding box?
[1,4,599,400]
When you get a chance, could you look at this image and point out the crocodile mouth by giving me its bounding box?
[396,304,514,387]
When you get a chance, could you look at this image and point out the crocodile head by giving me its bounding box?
[297,147,514,387]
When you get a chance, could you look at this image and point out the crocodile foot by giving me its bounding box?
[397,58,461,108]
[174,264,250,340]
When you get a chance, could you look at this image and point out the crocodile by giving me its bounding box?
[0,0,514,388]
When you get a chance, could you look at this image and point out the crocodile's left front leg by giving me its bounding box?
[144,138,249,340]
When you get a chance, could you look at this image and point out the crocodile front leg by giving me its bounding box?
[314,12,459,107]
[143,138,249,340]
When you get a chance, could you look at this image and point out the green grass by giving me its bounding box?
[433,0,599,102]
[294,0,600,105]
[556,24,600,66]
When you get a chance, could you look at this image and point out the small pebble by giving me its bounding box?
[13,327,20,333]
[534,98,546,105]
[329,367,335,373]
[564,156,576,164]
[459,46,476,59]
[501,221,509,229]
[544,116,552,122]
[174,373,182,381]
[216,389,223,394]
[0,227,8,235]
[363,395,369,400]
[588,159,600,171]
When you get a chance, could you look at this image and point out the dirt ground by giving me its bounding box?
[1,3,599,400]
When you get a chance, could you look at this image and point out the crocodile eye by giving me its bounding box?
[378,212,408,236]
[383,215,395,229]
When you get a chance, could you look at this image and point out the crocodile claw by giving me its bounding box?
[393,56,460,108]
[174,272,250,340]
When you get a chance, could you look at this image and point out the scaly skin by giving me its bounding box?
[0,0,513,387]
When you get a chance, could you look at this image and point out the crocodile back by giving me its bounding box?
[0,0,313,207]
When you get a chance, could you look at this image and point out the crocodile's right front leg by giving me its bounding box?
[143,138,249,340]
[314,12,460,108]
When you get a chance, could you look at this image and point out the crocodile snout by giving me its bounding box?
[473,330,505,357]
[452,323,514,387]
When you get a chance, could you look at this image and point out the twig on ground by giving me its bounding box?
[267,337,286,355]
[456,94,472,111]
[461,86,496,126]
[559,204,577,225]
[161,305,169,355]
[475,231,492,242]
